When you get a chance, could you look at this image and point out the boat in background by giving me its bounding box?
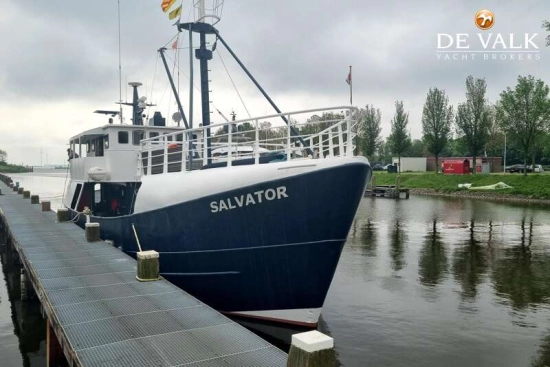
[62,0,371,329]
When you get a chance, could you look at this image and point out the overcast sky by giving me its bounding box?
[1,0,549,165]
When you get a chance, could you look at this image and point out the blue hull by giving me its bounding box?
[72,162,370,323]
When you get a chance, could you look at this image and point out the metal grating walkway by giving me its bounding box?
[0,181,287,367]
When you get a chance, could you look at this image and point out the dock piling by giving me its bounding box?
[85,222,100,242]
[23,190,30,199]
[17,187,24,194]
[20,268,30,301]
[56,208,70,222]
[31,195,39,204]
[47,319,66,367]
[137,250,160,281]
[41,201,51,211]
[287,330,336,367]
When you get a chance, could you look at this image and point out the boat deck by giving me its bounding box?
[0,178,287,367]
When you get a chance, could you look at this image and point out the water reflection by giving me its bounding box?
[389,221,407,272]
[359,219,377,257]
[491,223,550,311]
[0,238,46,367]
[418,220,449,288]
[532,332,550,367]
[451,220,489,300]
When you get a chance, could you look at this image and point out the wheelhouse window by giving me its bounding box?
[104,134,109,149]
[149,132,159,139]
[118,131,129,144]
[176,133,183,142]
[133,130,144,145]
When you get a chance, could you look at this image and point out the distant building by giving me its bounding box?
[427,157,503,173]
[391,157,427,172]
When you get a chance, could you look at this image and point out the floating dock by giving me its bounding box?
[0,175,289,367]
[364,185,410,199]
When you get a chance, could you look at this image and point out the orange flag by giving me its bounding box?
[161,0,176,13]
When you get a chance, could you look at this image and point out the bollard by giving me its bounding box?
[0,188,2,195]
[9,183,13,188]
[13,186,18,192]
[18,187,24,194]
[287,331,336,367]
[56,208,70,222]
[31,195,39,204]
[85,222,100,242]
[136,250,160,281]
[371,175,377,189]
[15,182,19,188]
[42,201,51,212]
[23,190,30,199]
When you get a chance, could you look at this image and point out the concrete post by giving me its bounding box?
[56,208,70,222]
[17,187,24,194]
[23,190,30,199]
[13,185,18,192]
[287,331,336,367]
[31,195,39,204]
[85,222,100,242]
[137,250,160,281]
[42,201,51,212]
[0,188,2,195]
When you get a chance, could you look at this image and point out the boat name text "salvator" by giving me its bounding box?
[210,186,289,213]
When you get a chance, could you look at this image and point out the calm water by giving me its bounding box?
[2,169,550,366]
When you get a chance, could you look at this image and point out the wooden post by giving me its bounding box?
[23,190,30,199]
[17,187,24,194]
[137,250,160,281]
[56,208,70,222]
[47,319,66,367]
[31,195,39,204]
[85,222,100,242]
[371,175,376,189]
[287,331,336,367]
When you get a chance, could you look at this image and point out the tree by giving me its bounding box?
[388,101,411,172]
[484,105,505,170]
[455,75,490,174]
[0,149,7,164]
[422,88,453,173]
[358,105,382,161]
[496,75,550,175]
[403,139,426,157]
[543,20,550,46]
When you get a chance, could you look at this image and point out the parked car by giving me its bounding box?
[506,164,532,173]
[530,164,544,173]
[372,164,385,171]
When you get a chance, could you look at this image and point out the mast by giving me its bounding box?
[117,0,123,123]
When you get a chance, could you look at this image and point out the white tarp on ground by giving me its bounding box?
[459,182,513,190]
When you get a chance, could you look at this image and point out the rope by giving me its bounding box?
[216,48,252,118]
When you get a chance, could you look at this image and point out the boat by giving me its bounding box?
[62,1,371,329]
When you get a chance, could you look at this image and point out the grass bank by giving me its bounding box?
[373,172,550,200]
[0,163,33,174]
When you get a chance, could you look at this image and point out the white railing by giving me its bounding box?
[138,106,359,176]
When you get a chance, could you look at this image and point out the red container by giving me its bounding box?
[442,159,471,175]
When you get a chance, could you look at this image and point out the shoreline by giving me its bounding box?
[409,188,550,205]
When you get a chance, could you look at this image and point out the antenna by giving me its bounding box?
[117,0,123,123]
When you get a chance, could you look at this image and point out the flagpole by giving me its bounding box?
[349,65,352,106]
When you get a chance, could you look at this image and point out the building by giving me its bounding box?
[427,157,503,173]
[391,157,427,172]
